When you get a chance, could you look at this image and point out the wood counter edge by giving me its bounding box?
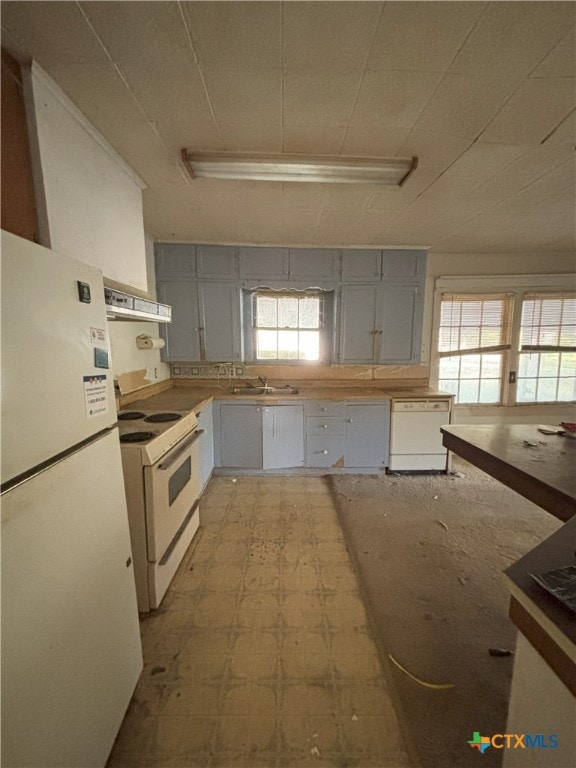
[508,594,576,697]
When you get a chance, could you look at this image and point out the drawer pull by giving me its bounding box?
[322,424,328,429]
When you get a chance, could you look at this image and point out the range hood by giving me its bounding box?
[104,287,171,323]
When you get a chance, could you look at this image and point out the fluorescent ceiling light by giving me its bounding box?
[181,151,417,186]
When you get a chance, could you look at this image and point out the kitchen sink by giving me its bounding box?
[232,386,299,395]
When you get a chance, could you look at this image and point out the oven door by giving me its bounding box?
[143,428,203,562]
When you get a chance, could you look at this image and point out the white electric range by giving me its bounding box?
[118,409,203,612]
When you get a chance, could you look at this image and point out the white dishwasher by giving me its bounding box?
[389,399,451,471]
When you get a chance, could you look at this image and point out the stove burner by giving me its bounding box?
[120,431,156,443]
[118,411,146,421]
[144,413,182,423]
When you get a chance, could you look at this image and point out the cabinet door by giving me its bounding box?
[196,245,238,279]
[289,249,339,280]
[219,405,262,468]
[381,249,426,280]
[379,285,423,363]
[157,281,200,361]
[155,243,196,278]
[341,249,381,282]
[197,283,241,362]
[197,403,214,490]
[339,286,380,363]
[262,406,304,469]
[345,404,390,468]
[239,247,289,280]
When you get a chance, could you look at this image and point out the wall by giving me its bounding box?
[23,62,148,290]
[108,234,171,392]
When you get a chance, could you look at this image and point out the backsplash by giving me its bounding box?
[171,362,430,383]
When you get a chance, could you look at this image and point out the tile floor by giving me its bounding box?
[107,476,411,768]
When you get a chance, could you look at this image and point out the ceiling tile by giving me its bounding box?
[543,112,576,145]
[412,72,520,139]
[340,125,410,158]
[282,2,382,71]
[396,129,473,197]
[349,70,444,129]
[202,65,281,127]
[479,77,576,145]
[322,186,379,212]
[81,2,216,152]
[218,122,283,153]
[368,1,486,72]
[388,142,531,233]
[281,184,328,211]
[449,2,572,79]
[313,210,366,245]
[282,124,347,155]
[283,69,361,127]
[181,1,281,69]
[531,27,576,78]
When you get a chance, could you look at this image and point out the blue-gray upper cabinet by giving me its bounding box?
[339,285,423,364]
[288,249,339,281]
[341,250,382,282]
[339,286,381,363]
[379,285,423,363]
[381,249,426,280]
[155,243,196,278]
[196,245,238,279]
[157,281,200,361]
[239,247,289,281]
[197,282,241,361]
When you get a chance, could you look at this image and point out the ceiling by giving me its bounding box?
[2,1,575,253]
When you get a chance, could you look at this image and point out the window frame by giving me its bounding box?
[242,287,335,364]
[431,275,576,407]
[516,292,576,403]
[437,292,513,405]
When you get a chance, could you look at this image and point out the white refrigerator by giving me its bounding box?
[1,231,143,767]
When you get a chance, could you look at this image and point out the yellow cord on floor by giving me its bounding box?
[388,654,455,689]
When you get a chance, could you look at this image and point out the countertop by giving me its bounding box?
[441,424,576,523]
[123,382,452,415]
[440,423,576,696]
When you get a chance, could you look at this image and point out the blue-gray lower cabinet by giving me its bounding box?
[196,402,214,490]
[219,404,263,468]
[217,403,304,470]
[262,405,304,469]
[344,403,390,468]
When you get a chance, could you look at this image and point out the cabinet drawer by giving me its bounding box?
[304,401,346,417]
[306,436,345,467]
[306,416,345,436]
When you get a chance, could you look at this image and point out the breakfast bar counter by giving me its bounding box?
[441,423,576,767]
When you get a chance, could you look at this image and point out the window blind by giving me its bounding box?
[438,293,513,357]
[520,292,576,352]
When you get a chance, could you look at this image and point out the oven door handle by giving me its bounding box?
[158,429,204,471]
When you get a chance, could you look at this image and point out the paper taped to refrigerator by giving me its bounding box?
[83,374,109,418]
